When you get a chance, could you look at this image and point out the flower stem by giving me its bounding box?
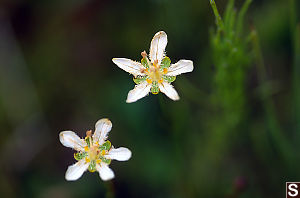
[209,0,224,31]
[290,0,300,140]
[250,28,294,167]
[104,181,115,198]
[236,0,252,37]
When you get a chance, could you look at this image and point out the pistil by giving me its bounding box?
[141,51,164,84]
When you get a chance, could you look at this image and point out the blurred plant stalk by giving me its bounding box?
[199,1,299,193]
[290,0,300,139]
[209,0,252,147]
[250,27,295,170]
[194,0,253,195]
[210,0,252,124]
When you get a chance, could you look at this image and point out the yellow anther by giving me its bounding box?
[158,79,163,84]
[146,79,152,84]
[163,68,168,74]
[85,157,90,163]
[96,159,101,164]
[101,150,106,155]
[84,146,89,151]
[141,68,149,75]
[95,141,99,146]
[153,60,159,67]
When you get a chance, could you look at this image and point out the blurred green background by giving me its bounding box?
[0,0,299,197]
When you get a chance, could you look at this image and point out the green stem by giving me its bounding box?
[104,181,115,198]
[236,0,252,37]
[209,0,224,31]
[224,0,235,22]
[250,29,293,167]
[292,24,300,140]
[290,0,300,140]
[289,0,296,34]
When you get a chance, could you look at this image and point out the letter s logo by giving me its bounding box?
[289,184,299,197]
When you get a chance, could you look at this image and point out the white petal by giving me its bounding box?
[93,118,112,145]
[105,147,132,161]
[126,81,151,103]
[149,31,167,64]
[159,82,180,101]
[59,131,86,151]
[112,58,145,77]
[167,60,194,76]
[96,163,115,181]
[65,159,89,181]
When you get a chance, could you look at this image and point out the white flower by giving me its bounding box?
[112,31,194,103]
[59,118,131,181]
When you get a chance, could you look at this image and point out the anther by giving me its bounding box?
[146,79,153,84]
[153,60,158,67]
[84,146,89,151]
[86,130,92,137]
[141,50,147,58]
[163,68,168,74]
[141,51,152,68]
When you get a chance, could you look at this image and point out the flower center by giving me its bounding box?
[147,65,163,83]
[73,131,112,172]
[141,52,165,84]
[87,144,100,161]
[84,136,107,163]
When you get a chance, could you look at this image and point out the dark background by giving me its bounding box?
[0,0,299,197]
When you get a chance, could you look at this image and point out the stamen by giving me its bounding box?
[141,50,152,68]
[163,68,168,74]
[84,146,89,151]
[153,60,159,67]
[146,79,152,84]
[86,130,92,137]
[140,68,149,74]
[141,50,147,58]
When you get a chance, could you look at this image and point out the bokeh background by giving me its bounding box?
[0,0,299,197]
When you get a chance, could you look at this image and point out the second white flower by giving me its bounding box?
[112,31,194,103]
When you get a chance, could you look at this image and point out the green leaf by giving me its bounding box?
[160,57,171,69]
[141,57,149,68]
[151,81,159,94]
[163,75,176,83]
[74,152,87,161]
[99,140,111,151]
[88,160,96,172]
[133,76,147,84]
